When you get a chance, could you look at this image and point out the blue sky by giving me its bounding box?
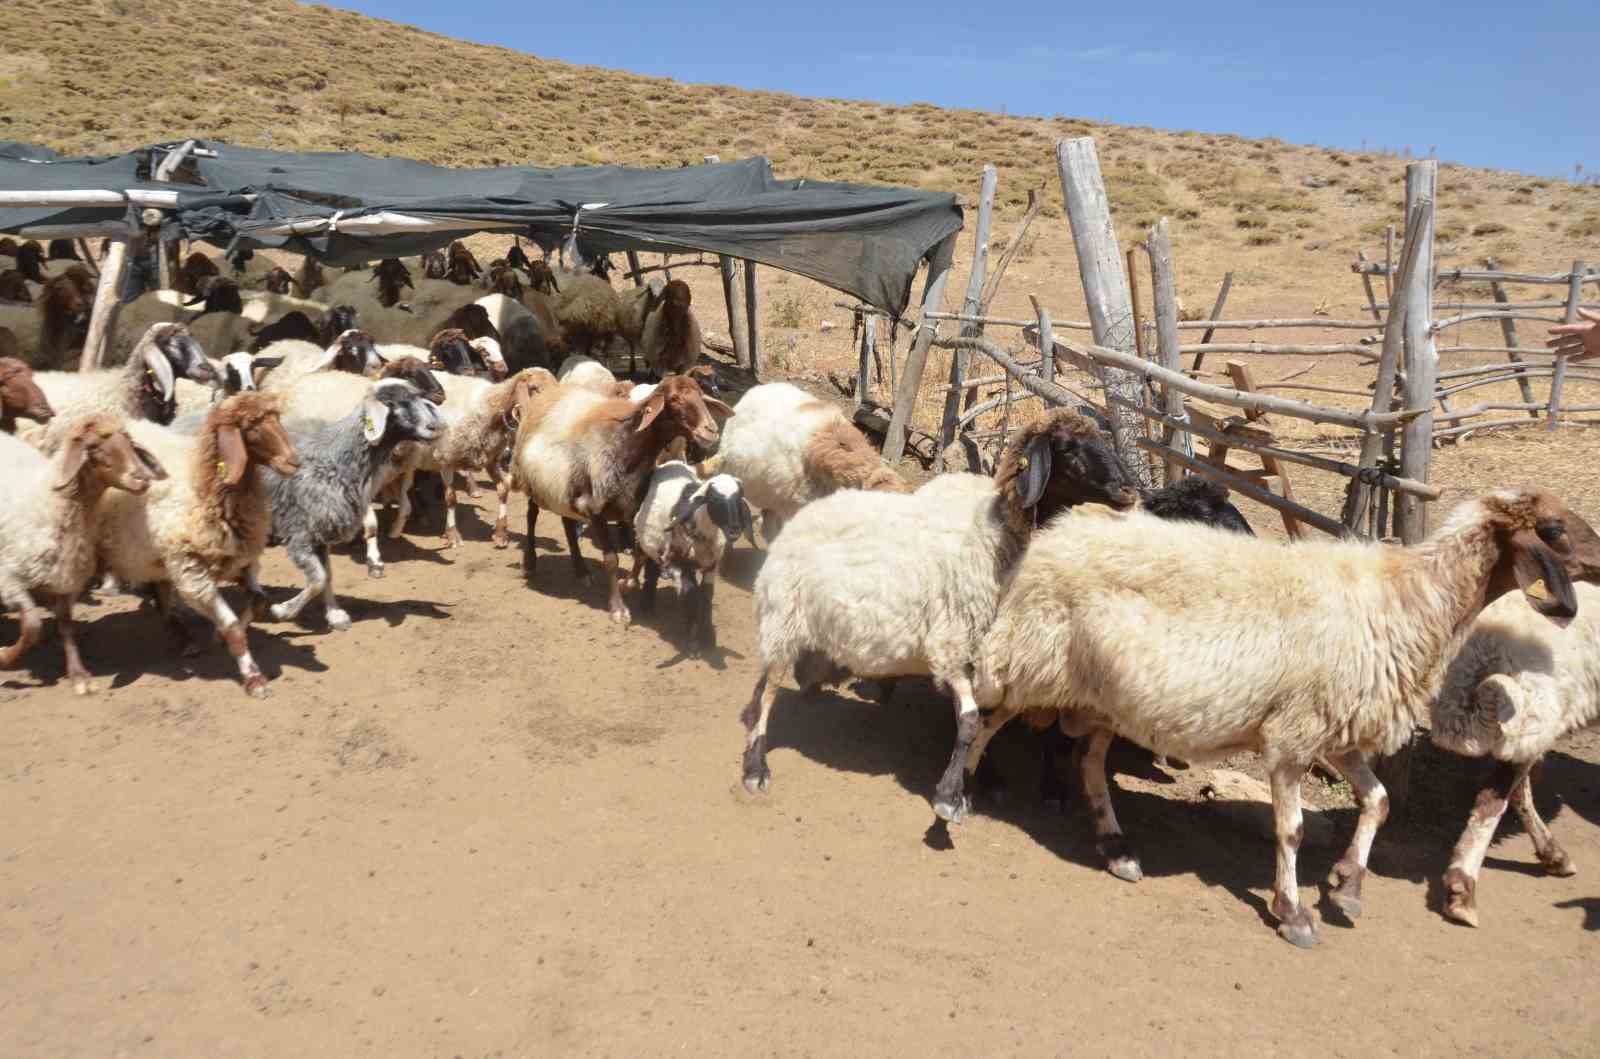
[329,1,1597,178]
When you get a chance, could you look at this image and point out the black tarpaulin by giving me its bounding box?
[0,141,962,316]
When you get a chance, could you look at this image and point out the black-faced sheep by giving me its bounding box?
[633,465,754,653]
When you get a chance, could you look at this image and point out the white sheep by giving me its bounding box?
[739,410,1141,815]
[173,350,287,420]
[557,353,618,395]
[709,381,909,540]
[965,489,1600,948]
[31,323,217,440]
[632,464,754,652]
[93,393,303,697]
[257,330,387,393]
[637,279,701,378]
[0,414,166,694]
[1429,581,1600,927]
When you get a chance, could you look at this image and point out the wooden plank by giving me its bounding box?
[1134,439,1352,539]
[1127,246,1147,359]
[1353,264,1600,286]
[1396,161,1439,544]
[941,164,996,455]
[856,314,876,404]
[882,257,954,463]
[744,259,761,377]
[1549,259,1584,433]
[1029,294,1055,382]
[1356,250,1385,325]
[1057,137,1154,487]
[1484,257,1538,416]
[1189,271,1235,375]
[79,235,129,372]
[1147,218,1193,484]
[151,139,194,288]
[704,155,750,368]
[1228,360,1301,539]
[979,187,1042,313]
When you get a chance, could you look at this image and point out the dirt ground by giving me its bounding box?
[4,434,1600,1057]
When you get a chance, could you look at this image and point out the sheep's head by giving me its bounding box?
[1473,489,1600,619]
[219,351,283,395]
[53,414,167,496]
[145,323,218,385]
[316,329,385,376]
[362,379,444,448]
[470,336,508,380]
[60,265,96,299]
[226,246,254,274]
[670,473,757,547]
[179,251,220,295]
[378,355,446,404]
[446,303,499,344]
[0,270,31,304]
[588,255,616,283]
[635,374,732,453]
[429,327,477,375]
[420,250,448,280]
[995,408,1140,531]
[506,244,533,272]
[14,241,46,283]
[446,242,482,285]
[320,304,360,344]
[299,258,326,293]
[41,272,92,335]
[0,358,54,424]
[526,260,559,295]
[183,275,243,316]
[488,265,524,301]
[372,259,414,306]
[0,237,17,257]
[263,267,300,295]
[1142,477,1254,536]
[661,279,692,319]
[208,391,300,481]
[46,239,80,261]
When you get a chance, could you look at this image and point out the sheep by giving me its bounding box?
[257,330,387,393]
[0,271,92,367]
[1427,582,1600,927]
[343,258,414,309]
[469,336,508,381]
[46,239,81,262]
[632,465,755,653]
[0,358,54,433]
[549,270,623,356]
[32,323,217,432]
[0,327,19,361]
[484,265,523,300]
[0,237,19,258]
[471,292,558,373]
[182,284,329,361]
[446,242,482,285]
[12,241,47,284]
[438,303,501,348]
[298,257,326,297]
[710,381,910,541]
[0,414,166,694]
[175,252,221,296]
[0,270,31,304]
[172,351,288,420]
[511,374,731,624]
[421,250,448,280]
[247,304,360,352]
[737,409,1142,810]
[556,353,618,394]
[262,267,302,295]
[93,393,301,696]
[261,379,444,630]
[637,279,702,378]
[964,489,1600,948]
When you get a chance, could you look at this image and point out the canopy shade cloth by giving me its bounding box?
[0,141,963,316]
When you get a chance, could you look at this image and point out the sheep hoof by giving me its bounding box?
[443,529,462,549]
[610,605,631,626]
[366,562,385,580]
[268,602,293,622]
[244,675,270,699]
[492,527,510,550]
[72,678,93,697]
[1277,918,1320,949]
[1330,892,1362,920]
[1442,870,1479,927]
[327,609,353,632]
[1106,857,1144,883]
[1540,848,1578,877]
[465,484,482,499]
[931,796,968,824]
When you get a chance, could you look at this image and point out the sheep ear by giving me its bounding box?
[217,424,250,486]
[253,353,285,372]
[636,392,667,433]
[1514,535,1577,618]
[1018,434,1053,510]
[132,443,169,480]
[703,396,734,419]
[738,497,758,546]
[362,396,390,445]
[142,344,176,401]
[53,438,89,492]
[669,489,707,529]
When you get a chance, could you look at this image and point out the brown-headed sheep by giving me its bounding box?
[0,358,55,432]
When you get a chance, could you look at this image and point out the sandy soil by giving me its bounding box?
[3,447,1600,1057]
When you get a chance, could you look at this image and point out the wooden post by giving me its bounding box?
[1057,137,1155,488]
[626,250,645,288]
[979,187,1042,312]
[940,164,996,455]
[1189,271,1234,374]
[1147,218,1193,483]
[1126,246,1147,360]
[1549,259,1584,432]
[1227,361,1301,539]
[152,140,194,287]
[883,258,954,464]
[856,314,877,404]
[1383,224,1396,307]
[1343,203,1428,533]
[704,155,750,368]
[744,259,761,378]
[1355,250,1385,326]
[1485,258,1537,414]
[1395,161,1439,544]
[1029,294,1055,382]
[80,235,130,372]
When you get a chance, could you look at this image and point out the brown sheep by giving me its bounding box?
[0,237,18,257]
[0,358,54,432]
[486,265,524,301]
[60,265,96,300]
[438,303,502,347]
[175,251,220,296]
[263,267,302,295]
[372,259,413,308]
[297,257,326,296]
[526,259,559,296]
[421,250,448,280]
[0,270,31,304]
[47,239,80,262]
[427,328,481,375]
[35,272,94,366]
[639,279,702,378]
[0,326,18,360]
[446,241,482,285]
[14,241,47,283]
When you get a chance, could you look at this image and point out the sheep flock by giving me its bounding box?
[4,235,1600,956]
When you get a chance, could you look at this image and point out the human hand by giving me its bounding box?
[1547,307,1600,362]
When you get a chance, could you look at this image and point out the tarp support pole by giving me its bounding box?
[883,256,953,463]
[153,140,195,287]
[81,236,129,372]
[626,251,645,288]
[703,155,751,368]
[744,260,761,377]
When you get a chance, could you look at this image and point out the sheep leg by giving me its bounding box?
[564,518,591,584]
[523,500,540,580]
[490,465,511,549]
[318,545,351,631]
[1512,765,1576,876]
[591,519,630,626]
[387,469,414,540]
[1079,728,1143,883]
[741,667,782,794]
[270,542,327,625]
[362,505,385,579]
[153,582,195,655]
[1039,722,1072,810]
[1268,761,1317,947]
[460,469,482,500]
[639,558,661,616]
[442,471,462,549]
[696,571,717,652]
[1326,751,1389,920]
[0,589,42,670]
[182,583,267,698]
[1443,760,1531,928]
[962,704,1020,803]
[52,595,92,696]
[932,673,985,824]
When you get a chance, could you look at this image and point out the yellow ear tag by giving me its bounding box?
[364,415,375,433]
[1526,578,1552,602]
[1017,456,1029,470]
[216,460,227,476]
